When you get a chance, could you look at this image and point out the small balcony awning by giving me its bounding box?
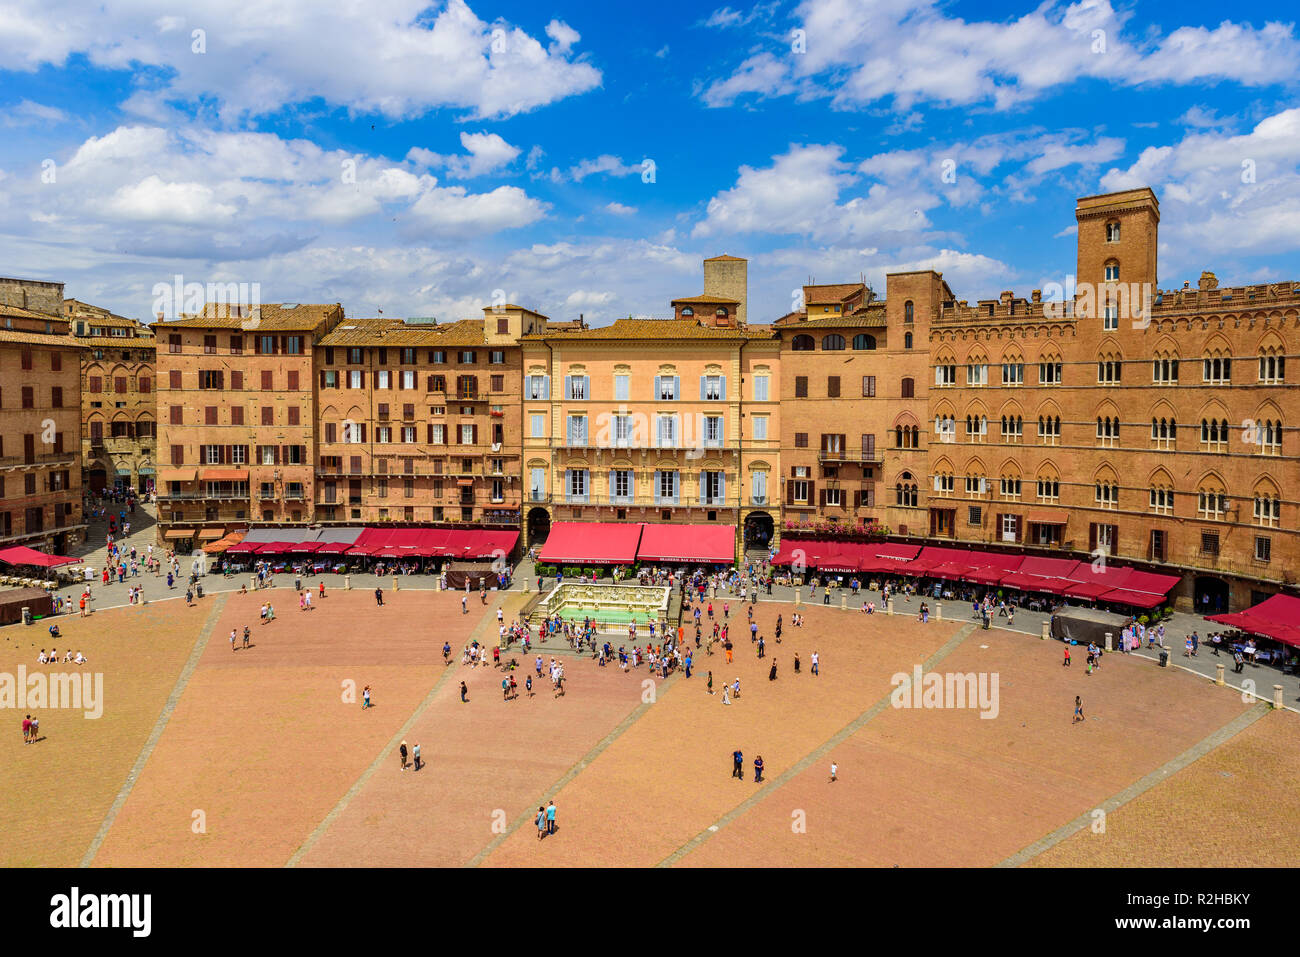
[200,468,249,481]
[159,468,197,482]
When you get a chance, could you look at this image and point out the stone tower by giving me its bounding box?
[703,255,747,326]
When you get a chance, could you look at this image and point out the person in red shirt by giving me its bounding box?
[22,715,32,745]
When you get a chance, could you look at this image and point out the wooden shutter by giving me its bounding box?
[786,480,795,503]
[807,480,816,501]
[853,489,862,508]
[818,488,827,507]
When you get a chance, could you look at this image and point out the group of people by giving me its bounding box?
[35,648,87,665]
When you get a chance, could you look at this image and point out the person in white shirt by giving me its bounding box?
[74,651,86,665]
[37,650,48,664]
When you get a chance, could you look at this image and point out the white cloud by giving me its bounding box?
[1098,108,1300,261]
[551,154,642,183]
[407,131,521,179]
[0,123,549,261]
[545,19,580,55]
[1,98,69,126]
[603,202,637,216]
[700,4,779,29]
[0,0,601,121]
[701,0,1300,112]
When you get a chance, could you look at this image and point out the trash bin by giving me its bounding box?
[1159,650,1170,668]
[21,606,31,626]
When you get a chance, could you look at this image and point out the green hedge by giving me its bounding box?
[535,564,557,578]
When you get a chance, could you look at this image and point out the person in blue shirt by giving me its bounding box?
[754,755,764,782]
[732,749,744,779]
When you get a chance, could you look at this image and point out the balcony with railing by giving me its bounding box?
[565,492,590,505]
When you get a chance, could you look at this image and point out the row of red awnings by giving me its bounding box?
[226,528,518,560]
[770,541,1179,608]
[538,523,736,566]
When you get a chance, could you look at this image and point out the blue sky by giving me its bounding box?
[1,0,1298,324]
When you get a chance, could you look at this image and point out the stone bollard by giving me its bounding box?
[794,588,802,607]
[436,577,443,592]
[250,575,258,592]
[392,575,399,593]
[840,593,847,610]
[1215,663,1225,686]
[1040,621,1050,641]
[1105,632,1113,652]
[344,575,352,591]
[935,602,943,621]
[521,577,528,594]
[1274,684,1285,710]
[886,598,894,616]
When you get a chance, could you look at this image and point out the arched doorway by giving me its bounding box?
[1194,576,1229,615]
[88,467,107,492]
[744,512,774,550]
[527,507,551,547]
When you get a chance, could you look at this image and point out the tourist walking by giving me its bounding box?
[1073,695,1085,724]
[398,740,409,770]
[754,755,764,783]
[732,749,744,779]
[413,742,423,771]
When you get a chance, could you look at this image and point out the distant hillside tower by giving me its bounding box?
[703,254,747,326]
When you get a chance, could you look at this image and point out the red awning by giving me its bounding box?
[285,541,324,554]
[1017,557,1083,579]
[871,543,923,561]
[637,523,735,564]
[200,468,249,481]
[313,542,354,555]
[1063,581,1111,600]
[965,566,1009,585]
[1208,594,1300,646]
[0,545,79,568]
[1101,588,1166,609]
[1027,510,1069,525]
[539,522,643,564]
[225,541,262,554]
[1000,572,1063,593]
[928,561,979,581]
[1118,569,1180,595]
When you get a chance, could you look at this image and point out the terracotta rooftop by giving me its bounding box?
[77,335,158,348]
[523,317,769,341]
[317,317,489,348]
[804,282,867,303]
[703,254,746,262]
[152,302,342,332]
[0,303,71,324]
[670,293,740,304]
[0,328,84,348]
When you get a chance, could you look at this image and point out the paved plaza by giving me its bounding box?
[4,529,1298,866]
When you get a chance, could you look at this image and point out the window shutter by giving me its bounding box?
[700,376,706,400]
[1111,526,1119,556]
[807,480,815,500]
[653,471,661,505]
[720,375,726,399]
[787,480,795,504]
[866,488,874,507]
[541,375,550,400]
[653,375,661,399]
[934,475,942,492]
[819,488,826,507]
[853,489,862,508]
[471,424,478,444]
[719,472,725,503]
[564,375,572,400]
[1089,524,1098,550]
[673,376,680,399]
[582,376,590,398]
[699,471,706,503]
